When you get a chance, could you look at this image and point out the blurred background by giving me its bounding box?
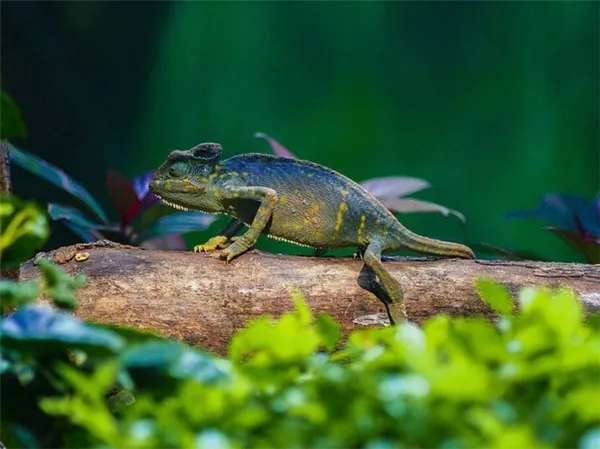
[2,1,598,261]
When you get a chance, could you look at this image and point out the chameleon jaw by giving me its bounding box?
[154,194,190,211]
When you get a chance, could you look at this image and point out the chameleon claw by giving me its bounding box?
[194,236,229,253]
[219,239,250,263]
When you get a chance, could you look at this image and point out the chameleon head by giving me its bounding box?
[149,142,223,211]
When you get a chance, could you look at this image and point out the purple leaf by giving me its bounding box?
[378,197,466,223]
[132,171,154,198]
[253,132,297,159]
[507,193,599,238]
[6,144,109,224]
[360,176,430,198]
[132,170,160,209]
[545,227,600,264]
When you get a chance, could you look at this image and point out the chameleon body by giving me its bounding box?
[150,143,475,323]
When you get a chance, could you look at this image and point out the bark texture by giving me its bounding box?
[20,241,600,355]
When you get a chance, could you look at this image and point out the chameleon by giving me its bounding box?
[149,142,475,324]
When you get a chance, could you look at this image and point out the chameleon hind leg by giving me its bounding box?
[194,218,244,252]
[362,238,407,324]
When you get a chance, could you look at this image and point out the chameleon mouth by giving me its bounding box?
[153,194,190,211]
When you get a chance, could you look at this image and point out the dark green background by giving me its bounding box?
[2,1,598,261]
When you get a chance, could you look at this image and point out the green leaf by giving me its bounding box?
[6,144,109,224]
[0,279,40,314]
[40,363,120,444]
[0,195,49,269]
[476,278,514,315]
[315,313,341,352]
[37,259,85,309]
[291,289,313,325]
[0,90,27,140]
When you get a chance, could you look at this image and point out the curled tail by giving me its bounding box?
[392,222,475,259]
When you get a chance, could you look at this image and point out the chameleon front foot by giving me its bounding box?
[193,235,230,253]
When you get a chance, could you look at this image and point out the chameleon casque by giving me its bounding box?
[149,142,475,323]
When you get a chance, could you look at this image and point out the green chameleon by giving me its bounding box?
[149,142,475,323]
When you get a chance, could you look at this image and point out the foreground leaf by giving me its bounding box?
[122,341,230,383]
[0,304,124,355]
[6,144,109,224]
[476,278,513,315]
[0,195,49,269]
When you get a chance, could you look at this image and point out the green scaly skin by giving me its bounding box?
[150,142,475,324]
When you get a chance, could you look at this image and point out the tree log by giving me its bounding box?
[20,241,600,355]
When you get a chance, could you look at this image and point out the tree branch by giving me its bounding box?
[21,242,600,355]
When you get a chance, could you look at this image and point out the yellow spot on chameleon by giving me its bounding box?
[242,172,249,177]
[307,173,314,178]
[358,215,366,241]
[280,196,288,204]
[233,193,239,198]
[229,171,239,177]
[294,224,302,231]
[334,202,348,232]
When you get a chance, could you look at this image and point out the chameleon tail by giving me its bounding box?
[391,222,475,259]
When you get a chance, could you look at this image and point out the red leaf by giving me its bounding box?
[106,170,142,225]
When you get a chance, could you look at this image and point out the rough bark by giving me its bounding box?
[20,241,600,355]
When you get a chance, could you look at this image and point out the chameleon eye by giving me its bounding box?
[168,162,188,178]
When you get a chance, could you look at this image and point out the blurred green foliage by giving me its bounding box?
[1,2,598,261]
[3,279,599,448]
